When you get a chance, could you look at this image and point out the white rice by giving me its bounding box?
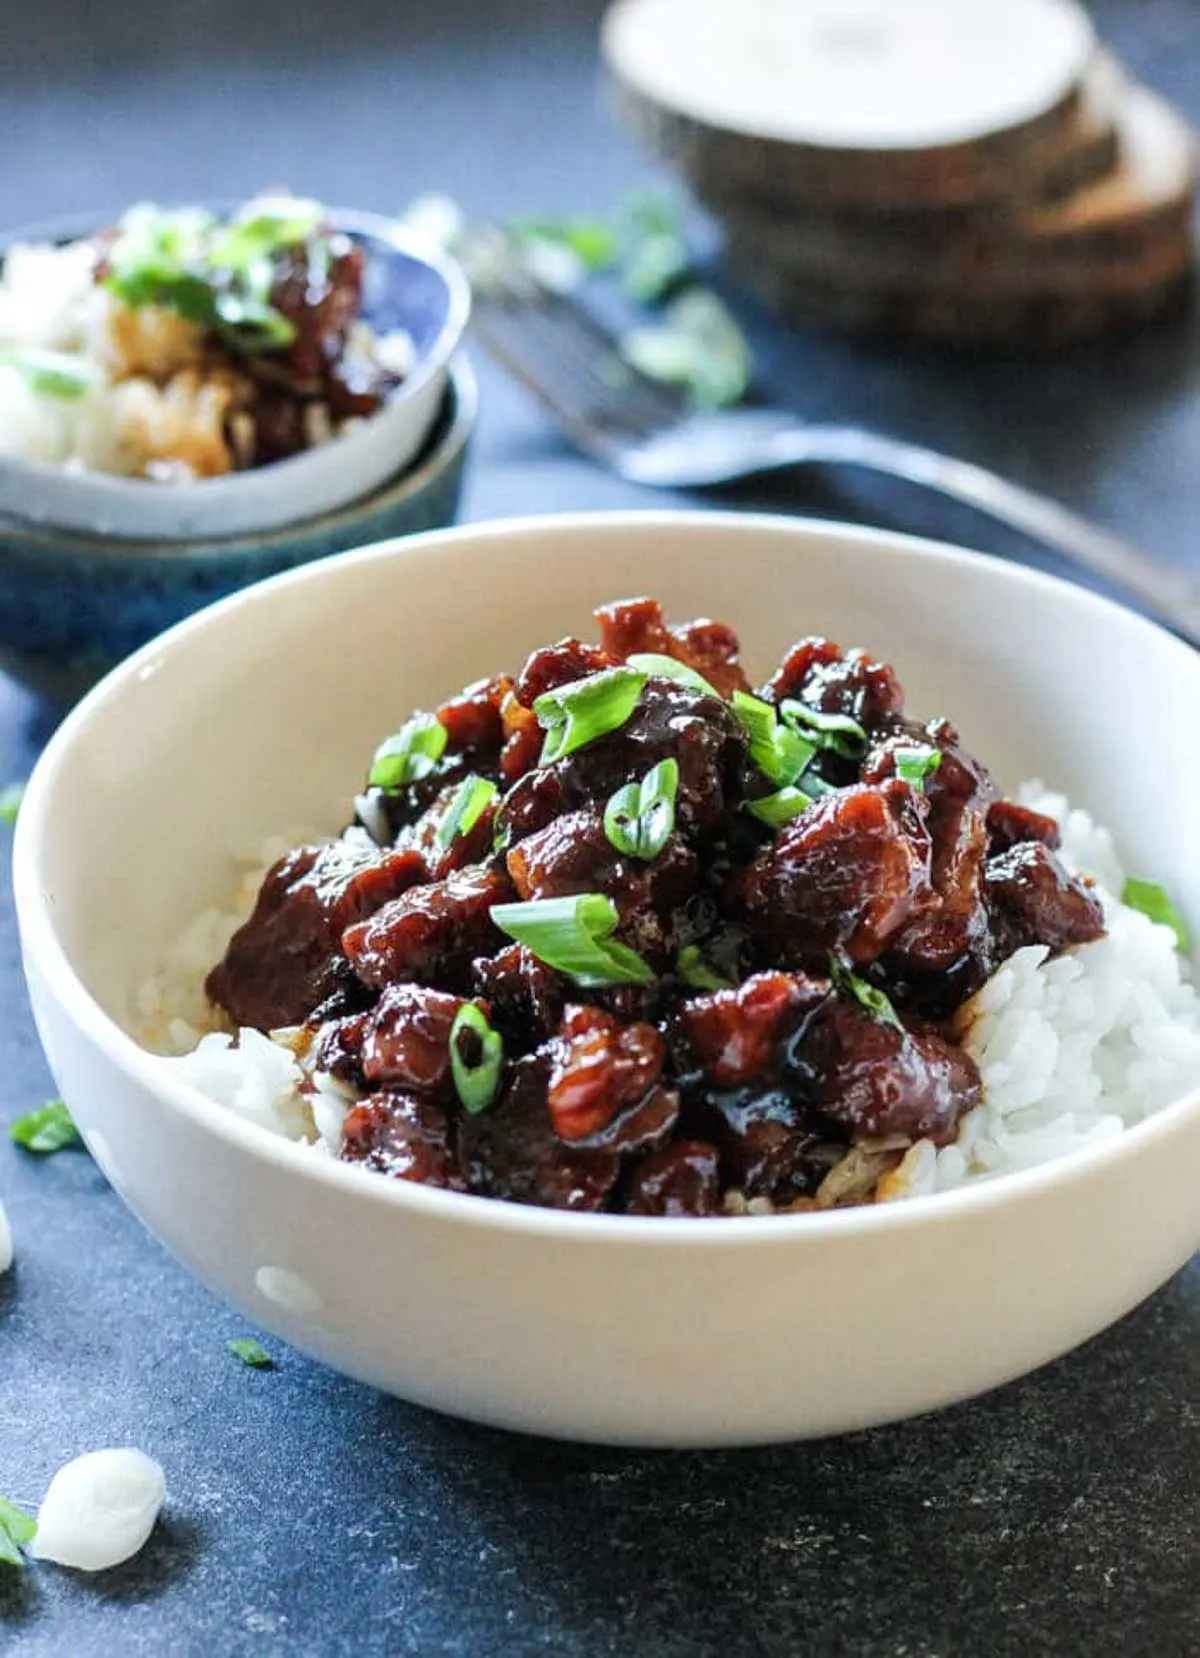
[142,785,1200,1204]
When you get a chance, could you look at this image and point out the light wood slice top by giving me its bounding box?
[602,0,1095,151]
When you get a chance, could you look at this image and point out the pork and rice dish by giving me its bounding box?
[146,597,1200,1216]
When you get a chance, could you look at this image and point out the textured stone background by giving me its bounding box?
[1,2,1197,1653]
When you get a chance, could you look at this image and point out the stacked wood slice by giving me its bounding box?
[602,0,1198,348]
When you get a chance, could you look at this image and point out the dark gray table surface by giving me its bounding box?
[1,2,1197,1654]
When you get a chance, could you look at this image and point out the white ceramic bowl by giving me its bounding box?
[14,513,1200,1447]
[0,209,470,540]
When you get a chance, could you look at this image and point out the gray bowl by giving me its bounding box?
[0,355,476,705]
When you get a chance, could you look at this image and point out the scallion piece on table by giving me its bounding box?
[0,1495,36,1569]
[624,653,721,699]
[829,957,905,1033]
[732,691,816,788]
[533,666,647,764]
[1122,877,1190,953]
[603,758,679,861]
[10,1099,80,1154]
[436,775,499,850]
[893,745,943,792]
[227,1338,274,1369]
[675,945,733,991]
[0,781,25,825]
[368,714,448,790]
[779,700,869,759]
[744,785,815,830]
[450,1003,505,1115]
[490,894,655,988]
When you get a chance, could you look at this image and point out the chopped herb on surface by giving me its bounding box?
[893,745,943,792]
[0,348,99,399]
[676,946,733,991]
[0,781,25,825]
[533,666,647,764]
[0,1496,36,1568]
[10,1099,80,1154]
[227,1338,274,1369]
[369,713,448,791]
[604,759,678,861]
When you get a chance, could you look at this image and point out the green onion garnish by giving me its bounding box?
[780,701,869,759]
[436,775,499,850]
[744,786,815,829]
[893,745,942,792]
[10,1098,80,1154]
[533,666,647,765]
[227,1338,274,1369]
[732,691,816,787]
[676,945,733,991]
[603,758,678,861]
[1122,877,1190,953]
[450,1002,505,1115]
[490,893,655,988]
[368,714,448,791]
[0,348,98,400]
[829,957,904,1033]
[0,781,25,825]
[101,202,324,357]
[624,653,721,699]
[0,1495,36,1569]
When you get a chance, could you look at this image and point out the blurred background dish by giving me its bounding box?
[0,355,475,705]
[604,0,1197,347]
[0,202,470,538]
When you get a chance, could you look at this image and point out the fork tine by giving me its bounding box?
[461,229,688,444]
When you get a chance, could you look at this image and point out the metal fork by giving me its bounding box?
[463,231,1200,647]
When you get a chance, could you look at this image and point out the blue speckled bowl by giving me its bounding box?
[0,356,475,705]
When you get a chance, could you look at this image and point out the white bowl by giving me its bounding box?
[0,209,470,540]
[14,512,1200,1447]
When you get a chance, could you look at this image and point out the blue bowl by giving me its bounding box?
[0,356,476,705]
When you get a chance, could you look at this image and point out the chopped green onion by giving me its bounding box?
[603,758,679,861]
[618,195,688,303]
[0,1495,36,1569]
[744,786,815,829]
[0,781,25,825]
[620,289,752,409]
[227,1338,273,1369]
[780,700,869,759]
[732,691,816,787]
[509,216,617,274]
[533,666,647,765]
[490,894,654,988]
[676,945,733,991]
[0,348,98,399]
[450,1002,505,1115]
[212,290,296,350]
[624,653,720,699]
[829,957,904,1033]
[368,714,448,790]
[893,745,943,792]
[1122,877,1190,953]
[10,1099,80,1154]
[207,204,324,271]
[436,775,499,851]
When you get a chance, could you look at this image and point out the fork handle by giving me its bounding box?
[777,424,1200,647]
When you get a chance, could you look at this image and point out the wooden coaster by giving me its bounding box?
[696,51,1124,224]
[728,236,1193,349]
[603,0,1096,208]
[719,81,1197,300]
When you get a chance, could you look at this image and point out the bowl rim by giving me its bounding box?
[14,509,1200,1245]
[0,202,471,536]
[0,352,478,563]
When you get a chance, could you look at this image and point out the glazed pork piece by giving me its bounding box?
[207,597,1107,1215]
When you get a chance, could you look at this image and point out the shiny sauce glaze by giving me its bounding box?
[206,599,1104,1215]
